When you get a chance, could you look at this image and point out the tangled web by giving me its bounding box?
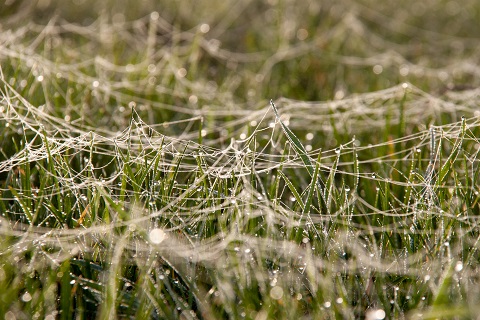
[1,0,480,318]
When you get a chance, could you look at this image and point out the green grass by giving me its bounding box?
[1,0,480,319]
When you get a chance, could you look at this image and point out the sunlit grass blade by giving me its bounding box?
[270,99,314,177]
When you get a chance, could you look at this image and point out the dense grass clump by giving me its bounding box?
[2,0,480,319]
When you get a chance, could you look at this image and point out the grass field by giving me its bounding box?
[1,0,480,319]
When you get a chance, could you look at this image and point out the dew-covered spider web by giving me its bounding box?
[1,0,480,318]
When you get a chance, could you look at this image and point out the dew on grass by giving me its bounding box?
[21,292,32,302]
[373,65,383,75]
[177,68,187,78]
[334,90,345,100]
[149,11,159,20]
[200,23,210,33]
[147,64,157,73]
[455,261,463,272]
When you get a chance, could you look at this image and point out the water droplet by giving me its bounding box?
[270,286,283,300]
[366,309,386,320]
[21,292,32,302]
[149,228,167,244]
[199,23,210,33]
[455,261,463,272]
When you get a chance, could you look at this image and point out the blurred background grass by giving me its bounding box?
[2,0,480,103]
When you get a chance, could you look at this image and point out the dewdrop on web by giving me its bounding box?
[149,228,167,244]
[366,309,386,320]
